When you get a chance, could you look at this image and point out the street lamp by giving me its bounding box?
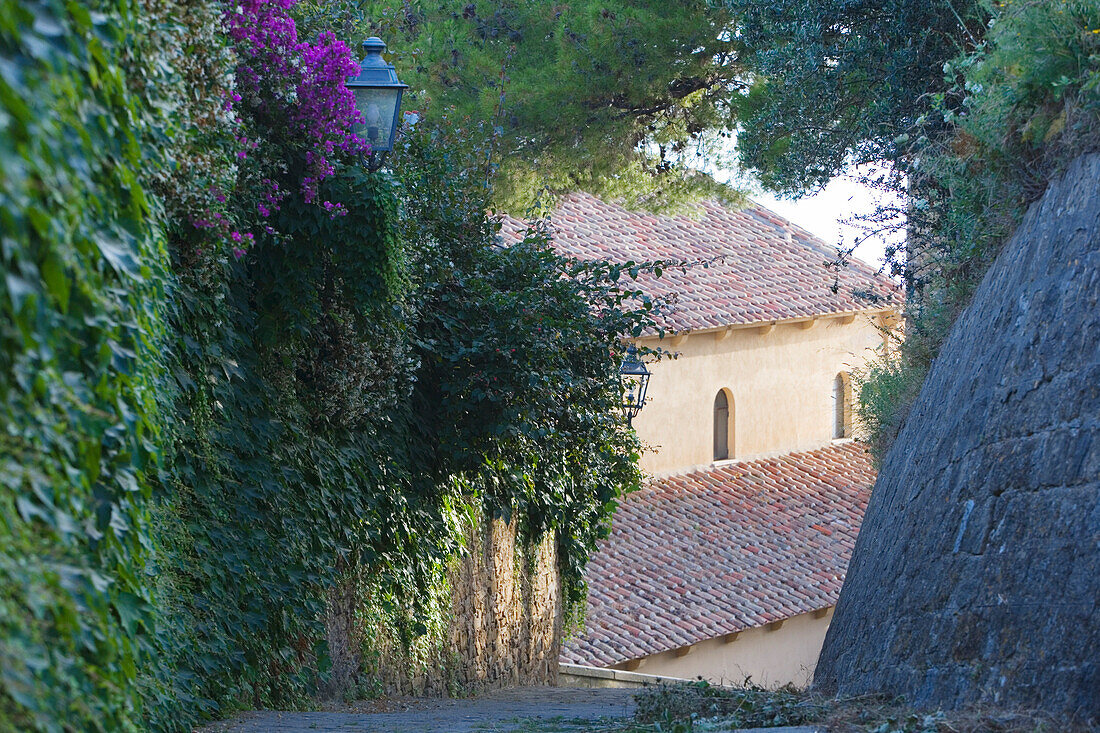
[346,37,408,171]
[618,345,651,427]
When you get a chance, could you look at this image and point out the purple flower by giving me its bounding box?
[227,0,366,201]
[321,200,348,217]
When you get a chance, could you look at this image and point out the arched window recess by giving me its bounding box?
[833,372,852,439]
[713,389,734,461]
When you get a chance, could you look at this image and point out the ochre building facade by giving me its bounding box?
[503,192,897,687]
[634,312,893,476]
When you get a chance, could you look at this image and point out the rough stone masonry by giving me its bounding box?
[814,154,1100,717]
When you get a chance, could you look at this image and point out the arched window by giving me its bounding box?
[833,372,852,439]
[714,389,734,461]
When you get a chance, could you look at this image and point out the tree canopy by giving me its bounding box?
[352,0,747,210]
[329,0,993,207]
[723,0,990,192]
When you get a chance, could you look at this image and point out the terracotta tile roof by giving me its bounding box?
[560,441,875,667]
[499,192,896,333]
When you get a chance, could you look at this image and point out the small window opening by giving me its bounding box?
[833,373,851,439]
[714,390,733,461]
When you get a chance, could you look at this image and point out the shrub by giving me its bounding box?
[0,0,169,728]
[859,0,1100,459]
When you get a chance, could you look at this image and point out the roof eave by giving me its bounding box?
[631,307,900,343]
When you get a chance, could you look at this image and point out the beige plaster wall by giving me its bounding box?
[634,313,890,476]
[615,608,834,689]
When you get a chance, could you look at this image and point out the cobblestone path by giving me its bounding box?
[199,686,638,733]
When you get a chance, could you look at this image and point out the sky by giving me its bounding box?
[754,178,890,269]
[699,139,905,275]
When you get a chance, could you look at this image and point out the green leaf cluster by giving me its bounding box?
[349,0,747,211]
[857,0,1100,459]
[144,110,657,728]
[392,119,658,619]
[723,0,991,193]
[0,0,170,728]
[731,0,1100,459]
[1,0,661,729]
[144,166,421,729]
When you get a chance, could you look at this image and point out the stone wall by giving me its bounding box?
[325,512,561,698]
[447,516,562,690]
[814,154,1100,716]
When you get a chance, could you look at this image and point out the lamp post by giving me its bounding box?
[346,37,408,171]
[618,345,651,428]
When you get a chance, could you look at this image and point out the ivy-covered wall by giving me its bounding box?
[0,0,169,728]
[1,0,657,730]
[341,512,564,698]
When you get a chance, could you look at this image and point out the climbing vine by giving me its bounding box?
[1,0,658,729]
[0,0,168,728]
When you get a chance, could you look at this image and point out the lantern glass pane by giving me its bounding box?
[352,87,401,151]
[622,373,648,415]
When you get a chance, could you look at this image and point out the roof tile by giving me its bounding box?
[499,193,896,333]
[559,441,875,666]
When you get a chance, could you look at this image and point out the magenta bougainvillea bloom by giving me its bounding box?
[226,0,369,222]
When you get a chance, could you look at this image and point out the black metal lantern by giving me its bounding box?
[619,345,651,427]
[346,37,408,167]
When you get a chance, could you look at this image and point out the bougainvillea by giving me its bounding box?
[170,0,370,273]
[226,0,367,212]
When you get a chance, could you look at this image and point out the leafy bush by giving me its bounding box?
[0,0,169,729]
[380,116,662,644]
[634,681,824,728]
[146,166,414,729]
[3,0,662,728]
[907,0,1100,291]
[630,683,1085,733]
[855,0,1100,459]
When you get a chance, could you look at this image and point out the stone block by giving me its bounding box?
[814,154,1100,718]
